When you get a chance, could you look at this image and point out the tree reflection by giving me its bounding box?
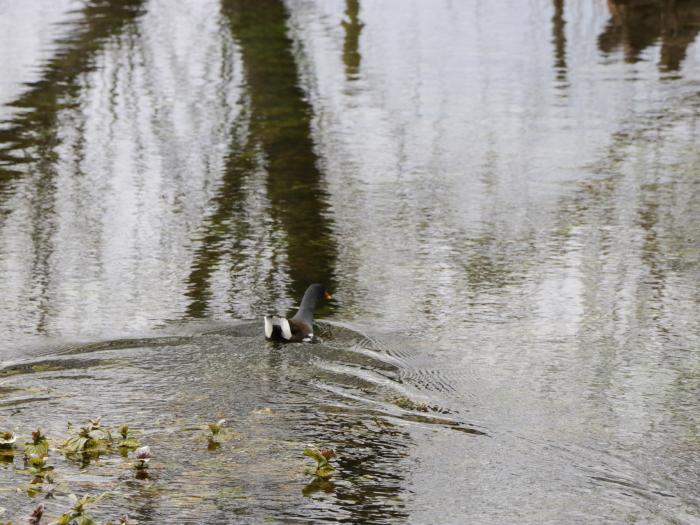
[551,0,568,88]
[342,0,364,80]
[598,0,700,71]
[0,0,145,179]
[0,0,146,335]
[186,0,337,317]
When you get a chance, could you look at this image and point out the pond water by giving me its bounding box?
[0,0,699,523]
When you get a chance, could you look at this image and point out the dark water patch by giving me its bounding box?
[598,0,700,71]
[0,357,113,378]
[43,375,101,381]
[317,402,486,437]
[0,385,22,396]
[56,335,195,356]
[590,475,676,499]
[0,396,52,408]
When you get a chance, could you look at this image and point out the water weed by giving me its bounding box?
[303,447,336,478]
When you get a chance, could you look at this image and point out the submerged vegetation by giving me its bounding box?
[0,415,349,521]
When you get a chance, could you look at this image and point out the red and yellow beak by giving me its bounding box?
[323,290,333,301]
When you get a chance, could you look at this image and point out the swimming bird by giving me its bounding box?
[264,284,332,342]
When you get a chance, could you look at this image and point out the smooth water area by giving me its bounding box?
[0,1,699,523]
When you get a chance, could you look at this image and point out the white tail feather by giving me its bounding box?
[264,316,273,338]
[280,318,292,340]
[264,316,293,340]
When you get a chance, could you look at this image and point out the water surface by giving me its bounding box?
[0,1,699,523]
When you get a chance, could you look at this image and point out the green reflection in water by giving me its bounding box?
[342,0,364,80]
[0,0,147,336]
[186,0,337,317]
[0,0,146,179]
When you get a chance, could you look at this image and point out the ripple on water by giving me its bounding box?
[0,320,481,523]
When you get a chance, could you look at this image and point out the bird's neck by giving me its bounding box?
[292,304,315,325]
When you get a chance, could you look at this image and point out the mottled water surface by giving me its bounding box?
[1,0,699,523]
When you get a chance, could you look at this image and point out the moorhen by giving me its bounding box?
[264,284,332,342]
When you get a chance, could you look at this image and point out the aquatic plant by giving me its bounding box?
[208,419,226,439]
[24,429,49,459]
[0,431,16,449]
[303,447,336,478]
[27,468,57,498]
[62,417,113,455]
[117,425,139,449]
[133,446,151,469]
[55,493,105,525]
[26,455,54,484]
[0,431,16,464]
[27,503,44,525]
[206,419,227,449]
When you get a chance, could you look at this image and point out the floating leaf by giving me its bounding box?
[303,448,325,464]
[24,429,49,458]
[74,515,97,525]
[0,432,16,448]
[62,435,90,454]
[118,437,139,449]
[62,418,114,455]
[56,493,105,525]
[27,455,49,469]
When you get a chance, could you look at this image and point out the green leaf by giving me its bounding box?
[24,440,49,458]
[0,432,16,447]
[88,428,112,444]
[303,448,325,464]
[27,455,46,468]
[62,436,89,454]
[315,464,336,478]
[74,513,97,525]
[118,437,139,448]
